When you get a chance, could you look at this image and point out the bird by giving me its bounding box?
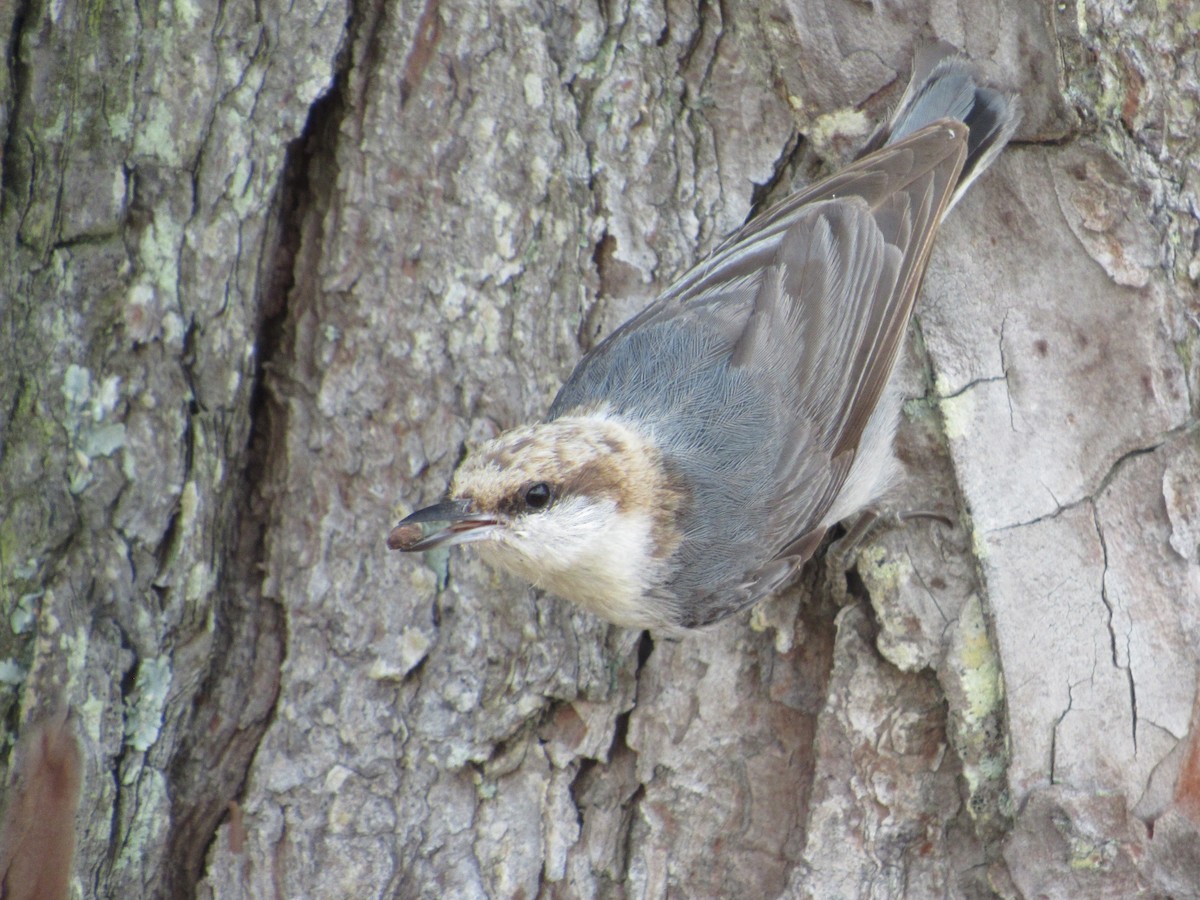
[388,47,1020,632]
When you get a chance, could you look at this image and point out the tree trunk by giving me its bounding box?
[1,0,1196,897]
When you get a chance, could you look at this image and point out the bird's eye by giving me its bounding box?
[523,482,553,511]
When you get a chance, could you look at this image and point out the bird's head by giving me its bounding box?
[388,414,684,627]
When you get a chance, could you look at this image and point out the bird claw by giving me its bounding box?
[822,507,953,605]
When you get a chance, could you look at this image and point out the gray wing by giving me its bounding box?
[599,121,967,338]
[732,123,968,567]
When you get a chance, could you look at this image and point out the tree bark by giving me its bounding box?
[1,0,1197,897]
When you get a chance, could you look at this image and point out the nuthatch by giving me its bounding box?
[389,49,1020,631]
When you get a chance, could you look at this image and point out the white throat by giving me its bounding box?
[478,495,669,628]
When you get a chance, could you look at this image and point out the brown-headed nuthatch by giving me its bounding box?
[389,48,1020,631]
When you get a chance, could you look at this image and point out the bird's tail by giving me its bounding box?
[860,44,1022,208]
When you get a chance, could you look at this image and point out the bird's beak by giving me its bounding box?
[387,499,500,552]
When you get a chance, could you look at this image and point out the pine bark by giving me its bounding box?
[1,0,1197,897]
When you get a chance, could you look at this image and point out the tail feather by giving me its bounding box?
[861,44,1021,208]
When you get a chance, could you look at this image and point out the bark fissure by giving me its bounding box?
[0,0,34,233]
[162,22,357,896]
[1090,501,1139,752]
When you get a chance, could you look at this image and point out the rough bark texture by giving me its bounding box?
[1,0,1196,897]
